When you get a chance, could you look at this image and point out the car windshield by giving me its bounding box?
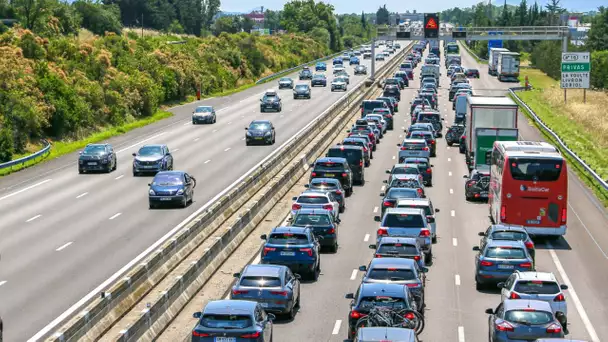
[82,145,106,155]
[239,276,282,287]
[491,231,527,241]
[389,178,420,189]
[301,69,311,74]
[293,214,332,226]
[485,247,526,259]
[399,205,432,216]
[359,296,407,311]
[280,78,291,81]
[152,174,183,186]
[296,85,309,90]
[194,106,212,113]
[504,310,554,325]
[368,268,416,281]
[386,188,420,199]
[268,233,309,244]
[384,213,425,228]
[201,314,252,329]
[138,146,163,156]
[316,161,344,170]
[313,75,324,79]
[250,123,270,130]
[263,95,277,101]
[335,78,347,83]
[378,243,419,255]
[509,158,563,182]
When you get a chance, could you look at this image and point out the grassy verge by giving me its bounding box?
[0,110,173,177]
[512,68,608,207]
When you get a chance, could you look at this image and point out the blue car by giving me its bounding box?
[333,57,343,65]
[191,300,275,341]
[260,226,321,280]
[473,239,534,290]
[315,62,327,71]
[349,56,360,65]
[148,171,196,209]
[486,299,565,342]
[132,144,174,176]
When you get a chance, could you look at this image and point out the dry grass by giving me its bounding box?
[123,27,197,39]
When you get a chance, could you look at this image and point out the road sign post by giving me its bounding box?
[560,52,590,104]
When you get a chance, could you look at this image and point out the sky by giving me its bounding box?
[220,0,604,15]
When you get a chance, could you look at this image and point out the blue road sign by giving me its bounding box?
[488,31,503,50]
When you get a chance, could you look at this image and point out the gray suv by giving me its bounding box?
[78,143,117,174]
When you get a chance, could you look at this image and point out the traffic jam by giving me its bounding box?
[189,39,576,342]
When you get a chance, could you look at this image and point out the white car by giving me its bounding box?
[291,190,340,219]
[331,77,348,92]
[499,271,568,316]
[333,66,346,75]
[334,71,350,84]
[375,54,385,61]
[364,114,387,133]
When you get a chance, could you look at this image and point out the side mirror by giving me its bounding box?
[385,169,391,174]
[497,282,505,289]
[478,232,486,236]
[233,272,241,278]
[304,184,310,188]
[374,215,381,222]
[294,273,302,280]
[368,244,377,249]
[193,312,202,319]
[382,180,388,184]
[245,127,248,130]
[345,293,355,299]
[336,219,342,224]
[358,265,367,271]
[132,153,137,157]
[485,308,494,315]
[310,163,315,167]
[560,284,569,290]
[259,99,263,102]
[472,246,480,251]
[260,234,267,240]
[292,196,298,201]
[78,151,83,155]
[441,118,445,120]
[147,183,151,186]
[463,175,468,178]
[426,217,435,223]
[346,130,351,133]
[430,164,434,167]
[421,267,429,273]
[379,192,385,196]
[435,208,440,213]
[267,313,276,321]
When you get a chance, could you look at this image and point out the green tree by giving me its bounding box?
[213,16,237,35]
[545,0,565,26]
[0,128,14,163]
[281,0,341,51]
[376,5,389,25]
[586,7,608,51]
[74,1,121,35]
[12,0,47,30]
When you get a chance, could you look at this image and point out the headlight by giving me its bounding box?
[265,131,271,136]
[246,131,252,136]
[176,189,184,195]
[101,158,108,163]
[149,189,155,195]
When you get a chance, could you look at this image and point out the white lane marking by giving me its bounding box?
[228,122,232,125]
[568,203,608,259]
[458,326,465,342]
[0,280,6,287]
[373,206,379,213]
[241,137,245,140]
[0,179,52,202]
[76,192,88,199]
[449,188,454,194]
[332,320,342,335]
[392,156,396,160]
[173,148,180,152]
[26,214,42,223]
[183,122,190,126]
[399,134,403,138]
[116,132,167,154]
[213,129,218,133]
[455,274,461,286]
[547,242,600,342]
[450,210,455,217]
[381,185,386,191]
[364,234,370,242]
[453,238,458,246]
[350,269,358,280]
[447,146,451,150]
[280,115,284,118]
[56,242,73,252]
[449,171,452,176]
[109,213,122,220]
[447,157,451,162]
[194,138,200,142]
[204,160,211,164]
[224,147,231,152]
[115,175,124,180]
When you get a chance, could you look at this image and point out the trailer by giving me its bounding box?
[473,128,519,168]
[497,52,520,82]
[488,48,509,76]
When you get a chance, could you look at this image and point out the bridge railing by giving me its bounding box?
[0,140,51,173]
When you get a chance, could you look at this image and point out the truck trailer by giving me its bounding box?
[497,52,520,82]
[488,48,509,76]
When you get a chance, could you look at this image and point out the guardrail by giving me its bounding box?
[0,140,51,172]
[38,41,413,342]
[509,88,608,190]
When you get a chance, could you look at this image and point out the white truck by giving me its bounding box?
[488,47,509,76]
[497,52,520,82]
[465,96,519,170]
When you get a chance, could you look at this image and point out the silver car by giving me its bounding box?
[191,105,216,124]
[499,271,568,316]
[374,208,433,263]
[395,198,439,243]
[331,77,348,92]
[351,327,419,342]
[397,139,430,162]
[230,264,301,318]
[291,190,340,219]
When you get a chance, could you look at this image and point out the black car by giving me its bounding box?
[260,90,282,112]
[291,209,340,252]
[326,145,365,185]
[354,65,367,75]
[465,68,480,78]
[245,120,276,145]
[299,68,313,80]
[383,85,401,101]
[384,77,405,89]
[278,77,294,89]
[341,137,371,166]
[449,83,472,100]
[293,84,312,99]
[311,74,327,87]
[446,124,465,146]
[132,144,174,176]
[464,165,490,201]
[310,157,354,197]
[360,100,387,117]
[78,143,117,174]
[375,97,395,114]
[379,187,423,215]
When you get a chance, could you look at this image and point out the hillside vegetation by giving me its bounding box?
[0,28,329,162]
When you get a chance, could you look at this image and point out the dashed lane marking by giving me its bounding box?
[115,175,124,180]
[458,326,465,342]
[224,147,231,152]
[204,160,211,164]
[453,238,458,246]
[109,213,122,220]
[173,148,180,152]
[76,192,88,199]
[0,281,7,287]
[332,320,342,335]
[0,179,52,202]
[373,206,379,213]
[56,242,73,252]
[194,138,200,142]
[449,188,454,194]
[350,269,358,280]
[451,210,455,217]
[449,171,452,176]
[392,156,396,160]
[448,157,451,162]
[455,274,461,286]
[364,234,370,242]
[26,215,42,223]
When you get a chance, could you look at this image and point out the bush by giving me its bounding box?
[591,50,608,89]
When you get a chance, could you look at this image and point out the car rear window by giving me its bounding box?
[363,101,385,110]
[343,140,365,148]
[368,268,416,281]
[402,142,426,150]
[514,281,560,294]
[409,132,432,140]
[239,276,282,287]
[378,243,419,255]
[509,158,563,182]
[268,233,309,244]
[491,231,527,241]
[296,85,309,89]
[418,113,440,122]
[485,247,526,259]
[404,160,429,169]
[386,188,421,199]
[384,213,425,228]
[201,314,253,329]
[392,167,419,176]
[298,196,329,204]
[327,149,363,163]
[504,310,554,325]
[293,214,331,226]
[316,161,344,170]
[398,205,431,216]
[358,296,407,311]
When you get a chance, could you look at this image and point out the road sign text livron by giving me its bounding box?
[560,52,590,89]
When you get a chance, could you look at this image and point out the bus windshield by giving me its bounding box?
[509,158,563,182]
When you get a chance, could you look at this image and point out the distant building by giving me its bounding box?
[245,11,265,24]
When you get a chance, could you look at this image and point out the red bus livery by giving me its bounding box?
[488,141,568,236]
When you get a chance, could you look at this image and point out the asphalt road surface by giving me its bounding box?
[0,42,407,341]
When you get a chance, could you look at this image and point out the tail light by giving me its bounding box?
[383,201,394,207]
[524,241,534,249]
[519,262,532,269]
[509,292,520,299]
[300,248,313,256]
[554,293,565,302]
[413,255,420,261]
[500,205,506,220]
[419,229,430,237]
[327,227,336,234]
[426,168,432,173]
[375,254,382,258]
[270,291,288,296]
[322,204,333,210]
[467,181,477,187]
[232,289,249,295]
[263,247,275,256]
[311,172,317,177]
[363,147,368,152]
[423,147,429,151]
[416,188,423,196]
[292,203,302,210]
[546,323,562,334]
[430,140,435,144]
[404,312,415,320]
[480,260,494,267]
[377,228,388,236]
[359,161,363,167]
[495,321,514,332]
[561,208,567,223]
[335,190,342,195]
[341,173,348,177]
[400,146,406,150]
[240,332,261,338]
[350,310,364,319]
[192,331,211,337]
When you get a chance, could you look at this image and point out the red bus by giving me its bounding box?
[488,141,568,236]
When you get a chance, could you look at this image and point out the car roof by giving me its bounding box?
[402,138,427,143]
[370,257,417,269]
[356,327,416,340]
[204,300,257,314]
[513,271,558,282]
[271,226,309,234]
[141,144,165,148]
[316,157,347,163]
[378,237,418,245]
[300,190,330,197]
[243,264,284,277]
[359,283,408,297]
[330,145,362,151]
[250,120,271,125]
[488,224,529,233]
[396,198,431,206]
[502,299,553,312]
[155,171,185,177]
[385,208,425,215]
[294,208,333,216]
[486,239,526,248]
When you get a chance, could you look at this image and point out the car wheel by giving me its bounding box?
[105,164,112,173]
[424,251,432,264]
[213,116,216,124]
[287,302,296,320]
[246,141,250,146]
[345,188,353,197]
[432,236,437,244]
[447,142,453,146]
[427,180,432,187]
[78,168,84,174]
[475,277,484,291]
[149,202,156,209]
[365,161,370,167]
[294,96,297,99]
[192,120,196,125]
[181,197,187,208]
[339,204,345,213]
[272,137,276,144]
[261,108,265,113]
[189,190,194,204]
[359,178,365,186]
[113,159,117,171]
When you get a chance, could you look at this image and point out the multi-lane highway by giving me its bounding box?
[0,45,406,341]
[164,42,607,341]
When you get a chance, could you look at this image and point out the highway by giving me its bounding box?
[0,44,406,341]
[178,43,608,341]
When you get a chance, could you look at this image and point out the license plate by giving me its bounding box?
[266,105,273,108]
[497,264,514,270]
[255,137,263,140]
[260,302,269,308]
[87,162,97,165]
[480,192,489,197]
[324,173,335,177]
[142,165,154,168]
[280,251,295,256]
[527,220,541,224]
[160,197,172,201]
[215,338,236,342]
